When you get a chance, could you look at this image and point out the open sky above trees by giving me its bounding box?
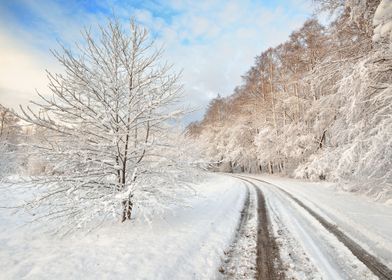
[0,0,313,123]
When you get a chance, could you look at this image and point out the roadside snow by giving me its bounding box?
[373,0,392,43]
[0,174,246,279]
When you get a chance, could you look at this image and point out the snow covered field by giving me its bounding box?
[1,172,391,280]
[0,174,247,279]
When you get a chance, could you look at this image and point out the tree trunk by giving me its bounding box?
[268,161,274,174]
[121,195,133,222]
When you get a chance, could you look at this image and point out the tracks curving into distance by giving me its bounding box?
[236,174,392,280]
[229,175,285,280]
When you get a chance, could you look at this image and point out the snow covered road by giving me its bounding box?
[232,174,392,280]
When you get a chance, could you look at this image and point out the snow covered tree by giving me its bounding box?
[0,104,22,178]
[18,19,186,229]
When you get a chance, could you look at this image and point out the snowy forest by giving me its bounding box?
[187,0,392,200]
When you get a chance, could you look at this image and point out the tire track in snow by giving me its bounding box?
[220,182,257,279]
[242,175,392,280]
[230,175,285,280]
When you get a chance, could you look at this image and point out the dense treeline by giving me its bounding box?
[187,0,392,198]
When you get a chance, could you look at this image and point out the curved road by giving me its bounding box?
[229,174,392,280]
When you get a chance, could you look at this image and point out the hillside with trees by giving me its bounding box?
[187,0,392,200]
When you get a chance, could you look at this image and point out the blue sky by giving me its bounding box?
[0,0,313,122]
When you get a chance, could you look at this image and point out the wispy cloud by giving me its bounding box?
[0,0,312,122]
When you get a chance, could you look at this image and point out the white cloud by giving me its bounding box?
[0,29,59,109]
[0,0,313,122]
[147,0,312,121]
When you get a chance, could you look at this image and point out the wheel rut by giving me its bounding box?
[241,175,392,280]
[231,175,285,280]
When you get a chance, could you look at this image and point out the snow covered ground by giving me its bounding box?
[2,173,390,280]
[241,174,392,279]
[0,174,247,279]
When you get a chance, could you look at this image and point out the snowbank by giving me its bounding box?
[0,174,246,279]
[373,0,392,43]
